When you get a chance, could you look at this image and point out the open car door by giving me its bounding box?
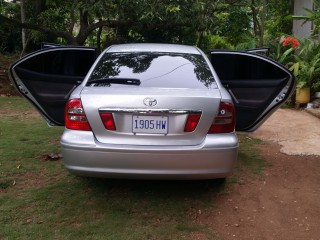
[9,46,97,126]
[210,50,295,132]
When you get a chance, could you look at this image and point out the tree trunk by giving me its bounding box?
[251,0,258,38]
[197,31,204,48]
[20,0,27,57]
[76,7,89,45]
[96,19,103,53]
[251,0,263,47]
[260,0,267,47]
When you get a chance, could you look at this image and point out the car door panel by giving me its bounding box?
[223,77,287,107]
[210,51,295,132]
[10,46,97,126]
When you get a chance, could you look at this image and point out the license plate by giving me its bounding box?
[132,115,168,134]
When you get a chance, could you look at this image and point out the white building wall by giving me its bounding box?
[293,0,314,38]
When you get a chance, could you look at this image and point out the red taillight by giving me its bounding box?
[65,99,91,131]
[184,114,201,132]
[100,112,116,131]
[208,102,235,133]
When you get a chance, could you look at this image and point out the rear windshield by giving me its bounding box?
[86,52,216,89]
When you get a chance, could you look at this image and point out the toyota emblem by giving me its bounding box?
[143,98,157,107]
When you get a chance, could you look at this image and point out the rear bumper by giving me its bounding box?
[61,131,238,179]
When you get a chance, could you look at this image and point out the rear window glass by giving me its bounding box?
[87,52,216,89]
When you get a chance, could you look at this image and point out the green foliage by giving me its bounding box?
[200,35,234,52]
[0,0,297,53]
[0,1,21,53]
[0,0,235,49]
[268,36,320,92]
[218,7,252,46]
[268,36,298,66]
[289,39,320,90]
[125,0,229,45]
[265,0,294,37]
[228,0,294,48]
[234,34,258,50]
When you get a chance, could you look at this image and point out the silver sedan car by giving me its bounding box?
[10,43,294,179]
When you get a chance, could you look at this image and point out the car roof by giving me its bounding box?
[106,43,201,55]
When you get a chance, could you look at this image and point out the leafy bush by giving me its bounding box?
[234,34,258,50]
[269,36,300,67]
[289,39,320,91]
[0,2,21,53]
[200,35,234,52]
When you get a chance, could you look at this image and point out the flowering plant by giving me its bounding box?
[271,36,320,92]
[289,39,320,90]
[282,37,301,49]
[270,36,300,67]
[270,36,300,66]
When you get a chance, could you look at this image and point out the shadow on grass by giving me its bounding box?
[81,177,227,202]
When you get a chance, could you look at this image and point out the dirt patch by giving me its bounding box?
[0,109,40,118]
[0,171,52,196]
[202,109,320,239]
[203,143,320,240]
[305,108,320,119]
[253,109,320,156]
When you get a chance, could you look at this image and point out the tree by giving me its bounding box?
[0,0,238,51]
[115,0,233,46]
[266,0,294,37]
[0,0,130,46]
[0,0,21,53]
[228,0,294,48]
[217,5,252,46]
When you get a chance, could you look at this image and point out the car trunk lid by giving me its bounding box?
[80,87,222,146]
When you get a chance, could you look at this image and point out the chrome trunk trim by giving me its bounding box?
[99,108,202,115]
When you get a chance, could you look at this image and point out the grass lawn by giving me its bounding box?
[0,97,267,240]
